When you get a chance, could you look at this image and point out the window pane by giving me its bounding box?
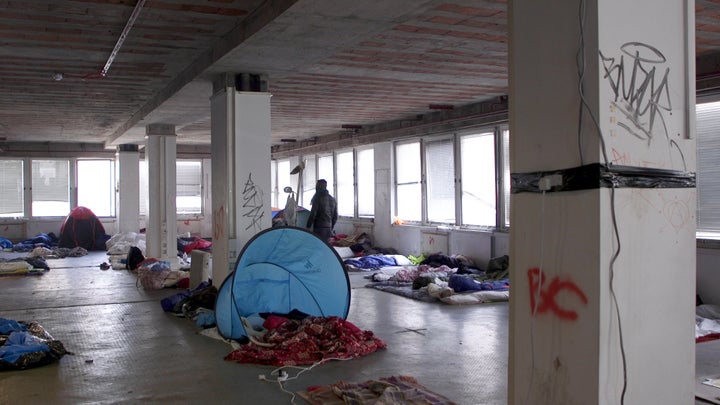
[697,101,720,234]
[502,129,511,227]
[139,160,148,216]
[336,151,354,216]
[301,156,316,208]
[395,142,421,221]
[277,160,292,209]
[32,159,70,216]
[78,160,115,217]
[318,155,334,196]
[461,133,496,226]
[0,160,24,217]
[426,139,455,223]
[397,183,421,221]
[271,160,277,208]
[357,148,375,217]
[177,160,202,215]
[396,142,420,183]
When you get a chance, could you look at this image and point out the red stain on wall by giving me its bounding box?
[213,206,226,241]
[527,267,588,321]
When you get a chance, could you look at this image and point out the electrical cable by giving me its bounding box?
[577,0,628,403]
[576,0,587,166]
[258,357,354,404]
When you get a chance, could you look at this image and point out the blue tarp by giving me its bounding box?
[215,227,350,340]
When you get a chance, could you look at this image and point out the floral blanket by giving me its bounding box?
[224,316,386,366]
[299,375,458,405]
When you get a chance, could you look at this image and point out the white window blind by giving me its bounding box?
[357,148,375,217]
[301,156,316,208]
[318,155,334,196]
[460,132,496,226]
[426,139,455,223]
[77,159,115,217]
[140,160,202,216]
[32,159,70,216]
[502,129,511,228]
[270,160,277,208]
[336,151,354,216]
[139,160,148,216]
[176,160,202,215]
[697,101,720,234]
[395,142,421,222]
[0,160,23,217]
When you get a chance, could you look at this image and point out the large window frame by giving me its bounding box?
[294,148,375,221]
[393,126,509,230]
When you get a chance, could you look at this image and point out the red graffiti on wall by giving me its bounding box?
[527,267,588,321]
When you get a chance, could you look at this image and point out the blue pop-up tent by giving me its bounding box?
[215,227,350,340]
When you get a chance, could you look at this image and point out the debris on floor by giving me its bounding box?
[0,317,68,370]
[298,375,458,405]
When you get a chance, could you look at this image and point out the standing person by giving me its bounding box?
[306,179,338,242]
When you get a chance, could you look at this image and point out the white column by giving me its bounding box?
[211,73,271,285]
[145,124,179,268]
[509,1,696,404]
[116,144,140,233]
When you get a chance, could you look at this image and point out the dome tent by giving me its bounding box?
[215,226,350,340]
[58,206,108,251]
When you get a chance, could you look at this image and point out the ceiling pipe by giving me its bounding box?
[100,0,147,78]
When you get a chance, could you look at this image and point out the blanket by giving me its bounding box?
[299,375,457,405]
[225,316,386,366]
[344,254,413,271]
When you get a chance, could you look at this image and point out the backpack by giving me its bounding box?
[126,246,145,270]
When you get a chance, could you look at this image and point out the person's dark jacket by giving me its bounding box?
[306,190,338,229]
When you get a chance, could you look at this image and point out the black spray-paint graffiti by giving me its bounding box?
[599,42,686,170]
[242,172,264,231]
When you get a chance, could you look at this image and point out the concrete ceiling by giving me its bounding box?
[1,0,720,151]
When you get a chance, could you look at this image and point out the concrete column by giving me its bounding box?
[116,144,140,233]
[508,1,696,404]
[211,73,271,284]
[145,124,179,268]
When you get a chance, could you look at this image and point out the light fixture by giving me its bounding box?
[52,72,64,81]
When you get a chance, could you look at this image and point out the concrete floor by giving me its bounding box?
[0,251,509,404]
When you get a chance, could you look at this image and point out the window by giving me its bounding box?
[0,160,24,217]
[425,138,455,223]
[270,160,277,208]
[697,101,720,235]
[139,159,204,216]
[501,129,511,228]
[32,159,70,216]
[395,142,422,222]
[276,159,292,209]
[77,159,115,217]
[393,126,507,228]
[357,148,375,217]
[460,132,496,227]
[301,156,316,208]
[176,160,202,215]
[336,151,354,217]
[318,155,334,196]
[139,160,149,216]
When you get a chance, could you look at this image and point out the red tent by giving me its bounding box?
[58,206,108,250]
